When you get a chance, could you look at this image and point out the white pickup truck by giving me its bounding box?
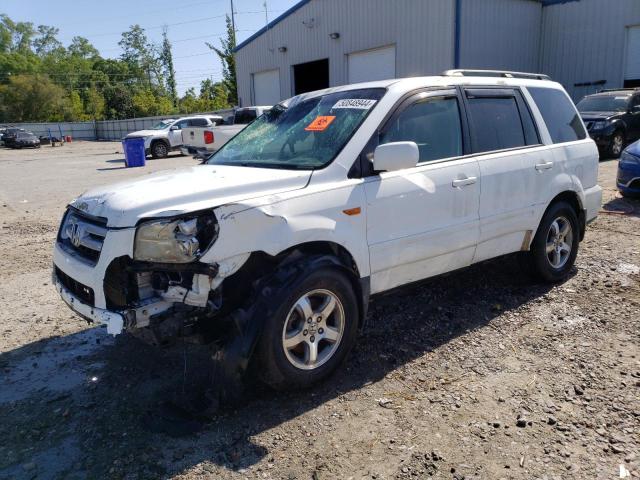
[180,106,271,158]
[124,115,223,158]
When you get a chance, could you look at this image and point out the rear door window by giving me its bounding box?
[464,89,535,153]
[528,87,587,143]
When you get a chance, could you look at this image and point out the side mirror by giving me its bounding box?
[170,125,180,131]
[630,105,640,114]
[372,141,419,172]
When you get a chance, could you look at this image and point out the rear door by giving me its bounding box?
[461,87,547,262]
[363,89,481,293]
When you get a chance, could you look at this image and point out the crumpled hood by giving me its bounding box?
[70,165,311,227]
[124,129,164,138]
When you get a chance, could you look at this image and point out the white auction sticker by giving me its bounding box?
[332,99,377,110]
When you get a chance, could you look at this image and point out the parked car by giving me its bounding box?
[617,140,640,197]
[53,70,601,392]
[123,115,224,159]
[2,128,27,148]
[577,88,640,158]
[180,106,271,157]
[11,131,41,148]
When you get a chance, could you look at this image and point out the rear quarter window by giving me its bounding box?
[528,87,587,144]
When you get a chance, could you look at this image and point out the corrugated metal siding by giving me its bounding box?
[540,0,640,100]
[459,0,542,72]
[235,0,456,106]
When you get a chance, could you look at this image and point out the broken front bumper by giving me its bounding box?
[53,270,125,335]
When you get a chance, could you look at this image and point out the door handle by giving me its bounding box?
[452,176,477,188]
[535,161,554,171]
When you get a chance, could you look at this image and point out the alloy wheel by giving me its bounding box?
[281,289,345,370]
[545,216,573,269]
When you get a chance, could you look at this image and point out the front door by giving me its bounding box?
[363,90,481,294]
[169,119,190,146]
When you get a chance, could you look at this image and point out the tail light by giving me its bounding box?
[204,130,214,144]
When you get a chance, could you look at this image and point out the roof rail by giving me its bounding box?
[596,87,640,93]
[442,69,551,81]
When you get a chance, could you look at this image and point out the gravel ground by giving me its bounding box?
[0,141,638,480]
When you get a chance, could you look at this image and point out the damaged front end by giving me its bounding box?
[54,206,253,347]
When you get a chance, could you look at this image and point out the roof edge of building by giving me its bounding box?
[233,0,580,54]
[234,0,313,53]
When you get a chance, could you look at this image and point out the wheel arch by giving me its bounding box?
[540,190,586,241]
[225,241,370,329]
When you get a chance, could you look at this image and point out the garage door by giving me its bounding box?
[348,46,396,84]
[625,26,640,81]
[253,69,280,105]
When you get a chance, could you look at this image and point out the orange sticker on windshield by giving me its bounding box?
[305,115,336,131]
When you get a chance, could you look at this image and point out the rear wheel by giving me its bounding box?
[527,201,579,283]
[607,131,625,158]
[255,267,359,390]
[151,141,169,158]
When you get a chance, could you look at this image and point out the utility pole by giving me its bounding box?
[230,0,236,42]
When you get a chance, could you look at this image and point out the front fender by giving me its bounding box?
[200,185,370,278]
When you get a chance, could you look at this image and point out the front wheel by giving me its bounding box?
[607,131,625,158]
[255,267,359,390]
[526,201,579,283]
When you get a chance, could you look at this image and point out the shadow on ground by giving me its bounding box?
[0,255,559,479]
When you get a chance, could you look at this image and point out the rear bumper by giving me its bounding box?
[583,185,602,223]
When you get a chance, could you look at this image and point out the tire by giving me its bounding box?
[620,189,640,199]
[527,201,580,283]
[255,266,359,390]
[151,141,169,158]
[607,131,625,159]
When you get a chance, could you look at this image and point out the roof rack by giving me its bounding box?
[596,87,640,93]
[442,69,551,80]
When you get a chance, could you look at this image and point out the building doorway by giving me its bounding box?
[293,58,329,95]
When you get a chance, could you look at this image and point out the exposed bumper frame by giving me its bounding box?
[54,273,124,335]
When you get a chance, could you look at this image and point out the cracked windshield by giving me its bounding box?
[208,88,385,169]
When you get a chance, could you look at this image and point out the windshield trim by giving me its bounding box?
[207,87,387,171]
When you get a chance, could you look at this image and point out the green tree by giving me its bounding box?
[0,74,68,122]
[161,26,177,107]
[68,36,99,59]
[206,15,237,106]
[119,25,162,88]
[0,15,35,52]
[200,78,230,110]
[32,25,62,55]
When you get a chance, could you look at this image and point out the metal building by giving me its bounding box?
[234,0,640,105]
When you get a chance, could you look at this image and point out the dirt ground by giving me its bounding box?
[0,141,638,480]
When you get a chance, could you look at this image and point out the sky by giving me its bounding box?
[1,0,300,95]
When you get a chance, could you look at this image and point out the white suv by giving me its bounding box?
[54,71,602,390]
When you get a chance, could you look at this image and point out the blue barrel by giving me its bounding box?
[122,137,146,168]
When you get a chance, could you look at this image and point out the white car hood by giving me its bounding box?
[124,129,164,138]
[71,165,311,227]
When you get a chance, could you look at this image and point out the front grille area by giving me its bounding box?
[57,209,108,265]
[55,266,95,306]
